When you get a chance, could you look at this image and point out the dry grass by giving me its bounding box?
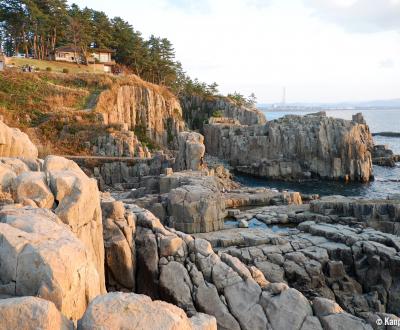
[0,66,179,156]
[9,58,107,74]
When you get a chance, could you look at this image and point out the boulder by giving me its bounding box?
[260,287,313,330]
[12,171,54,208]
[0,296,73,330]
[44,155,106,293]
[78,292,213,330]
[0,207,102,320]
[0,121,38,158]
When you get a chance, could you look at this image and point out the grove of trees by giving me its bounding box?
[0,0,256,103]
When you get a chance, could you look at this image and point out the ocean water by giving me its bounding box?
[236,108,400,199]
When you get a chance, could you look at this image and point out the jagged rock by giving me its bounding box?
[78,292,215,330]
[0,296,73,330]
[204,112,373,182]
[101,199,136,291]
[175,131,205,171]
[0,121,38,158]
[0,207,102,320]
[44,155,106,293]
[181,94,266,130]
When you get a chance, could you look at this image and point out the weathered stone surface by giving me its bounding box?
[0,296,73,330]
[165,172,225,233]
[160,261,195,313]
[204,112,373,182]
[78,292,211,330]
[0,121,38,158]
[189,313,218,330]
[320,313,373,330]
[175,131,205,171]
[12,171,54,208]
[181,94,266,130]
[195,282,241,330]
[44,155,106,293]
[95,82,186,147]
[92,130,151,158]
[224,278,268,330]
[260,287,313,330]
[101,198,136,291]
[0,207,102,320]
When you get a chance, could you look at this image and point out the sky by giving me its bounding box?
[67,0,400,103]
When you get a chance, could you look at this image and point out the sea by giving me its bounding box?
[235,108,400,199]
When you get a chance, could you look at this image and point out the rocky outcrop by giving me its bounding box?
[161,171,226,233]
[92,130,151,158]
[372,144,400,167]
[78,292,217,330]
[0,206,102,320]
[197,201,400,320]
[175,131,205,171]
[0,296,73,330]
[95,80,186,147]
[110,201,372,330]
[43,156,106,293]
[204,112,374,182]
[0,155,106,295]
[181,94,266,130]
[310,195,400,235]
[68,152,174,188]
[0,121,38,158]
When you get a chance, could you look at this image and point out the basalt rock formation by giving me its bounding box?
[204,112,374,182]
[95,80,186,147]
[181,94,266,130]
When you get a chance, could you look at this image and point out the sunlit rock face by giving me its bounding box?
[204,112,374,182]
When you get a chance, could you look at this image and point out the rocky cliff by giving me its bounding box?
[95,77,186,148]
[181,94,267,130]
[204,112,374,182]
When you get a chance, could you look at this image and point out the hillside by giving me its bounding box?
[0,67,185,157]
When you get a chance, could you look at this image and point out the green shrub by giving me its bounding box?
[46,67,52,72]
[62,68,69,74]
[212,110,223,118]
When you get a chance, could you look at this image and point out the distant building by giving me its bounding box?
[0,53,6,71]
[53,45,116,72]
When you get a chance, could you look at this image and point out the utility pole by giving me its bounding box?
[282,87,286,106]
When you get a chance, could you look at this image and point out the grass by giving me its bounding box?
[0,64,179,156]
[9,58,107,74]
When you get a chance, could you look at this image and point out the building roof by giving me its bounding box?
[55,45,115,54]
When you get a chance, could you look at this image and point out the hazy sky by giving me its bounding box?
[68,0,400,103]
